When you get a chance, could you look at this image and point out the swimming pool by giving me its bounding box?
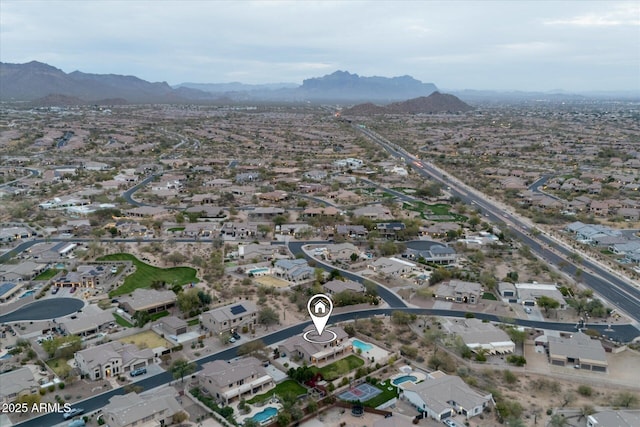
[248,267,269,275]
[352,339,373,352]
[392,375,418,385]
[251,407,277,424]
[19,290,36,299]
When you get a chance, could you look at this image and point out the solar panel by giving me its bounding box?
[229,305,246,315]
[0,282,16,297]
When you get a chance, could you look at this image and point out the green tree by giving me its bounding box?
[537,295,560,314]
[614,391,639,408]
[391,311,416,325]
[549,414,569,427]
[170,359,196,383]
[237,340,267,358]
[177,288,200,313]
[258,307,279,329]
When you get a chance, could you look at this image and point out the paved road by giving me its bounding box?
[13,306,639,427]
[0,298,84,323]
[121,174,160,207]
[353,124,640,325]
[286,241,407,308]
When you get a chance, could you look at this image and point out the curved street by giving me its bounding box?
[0,298,84,323]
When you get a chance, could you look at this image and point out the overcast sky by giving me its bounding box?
[1,1,639,92]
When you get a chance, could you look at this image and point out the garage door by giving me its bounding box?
[133,362,146,370]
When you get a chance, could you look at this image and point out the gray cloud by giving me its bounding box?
[1,0,638,91]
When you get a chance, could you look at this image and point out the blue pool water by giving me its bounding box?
[252,407,277,424]
[19,290,36,299]
[248,267,269,275]
[352,339,373,352]
[392,375,417,385]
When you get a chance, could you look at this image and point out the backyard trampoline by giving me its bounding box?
[338,383,381,402]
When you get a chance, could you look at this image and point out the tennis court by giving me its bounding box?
[338,383,381,402]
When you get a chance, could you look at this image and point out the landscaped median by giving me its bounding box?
[97,253,198,297]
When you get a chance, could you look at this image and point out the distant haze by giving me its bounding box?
[1,1,638,92]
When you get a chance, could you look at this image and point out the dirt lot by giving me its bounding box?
[119,330,171,349]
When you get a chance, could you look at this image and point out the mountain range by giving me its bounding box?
[0,61,441,105]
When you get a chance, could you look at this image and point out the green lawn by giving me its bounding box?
[482,292,498,301]
[362,381,399,408]
[150,310,169,321]
[33,269,60,281]
[113,313,133,328]
[187,318,200,327]
[247,379,307,404]
[46,357,71,377]
[98,253,198,297]
[313,355,364,381]
[167,227,185,232]
[402,202,468,222]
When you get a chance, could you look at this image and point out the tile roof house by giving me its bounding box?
[0,367,38,403]
[278,326,351,366]
[547,332,608,372]
[447,319,515,355]
[435,280,483,305]
[119,288,177,315]
[74,341,154,380]
[102,388,185,427]
[272,258,314,283]
[323,279,365,295]
[197,356,274,405]
[401,374,493,421]
[200,300,258,335]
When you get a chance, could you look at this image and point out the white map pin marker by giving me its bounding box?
[307,293,333,336]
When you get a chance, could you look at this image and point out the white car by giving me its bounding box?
[443,420,458,427]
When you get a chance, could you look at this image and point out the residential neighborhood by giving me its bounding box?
[0,97,639,427]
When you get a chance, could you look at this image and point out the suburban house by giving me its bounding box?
[200,300,258,335]
[272,258,314,283]
[0,282,22,302]
[515,283,567,309]
[53,264,109,289]
[335,224,368,239]
[323,279,365,295]
[376,222,406,238]
[102,388,185,427]
[60,305,114,337]
[220,221,258,240]
[75,341,154,380]
[367,257,416,278]
[447,319,515,355]
[0,367,37,404]
[322,243,361,262]
[401,373,493,421]
[435,280,483,305]
[278,326,352,365]
[119,288,177,315]
[404,244,458,265]
[497,282,517,302]
[154,315,188,337]
[197,356,274,405]
[547,332,608,372]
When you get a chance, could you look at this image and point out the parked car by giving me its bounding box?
[70,287,76,294]
[63,407,84,420]
[228,337,236,343]
[232,332,241,340]
[51,287,59,295]
[130,367,147,377]
[443,420,458,427]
